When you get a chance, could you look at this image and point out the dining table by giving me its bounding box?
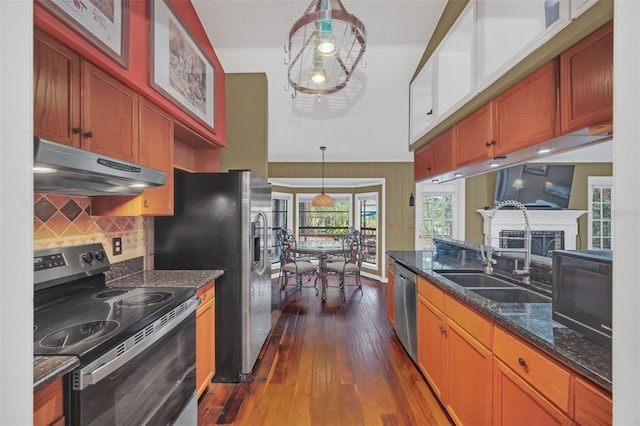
[296,240,344,301]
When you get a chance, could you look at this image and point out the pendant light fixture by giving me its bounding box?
[311,146,335,207]
[287,0,366,96]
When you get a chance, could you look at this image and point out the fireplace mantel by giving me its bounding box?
[476,209,587,250]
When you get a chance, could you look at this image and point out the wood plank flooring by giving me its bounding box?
[197,276,452,426]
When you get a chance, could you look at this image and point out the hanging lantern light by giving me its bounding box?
[311,146,335,207]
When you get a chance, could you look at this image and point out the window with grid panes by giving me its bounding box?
[356,194,378,267]
[297,196,350,242]
[588,176,613,250]
[420,193,453,249]
[272,194,292,265]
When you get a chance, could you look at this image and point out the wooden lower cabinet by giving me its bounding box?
[493,358,573,425]
[417,293,446,400]
[445,319,493,426]
[574,377,612,425]
[387,258,395,326]
[34,377,64,426]
[196,283,215,398]
[417,278,492,425]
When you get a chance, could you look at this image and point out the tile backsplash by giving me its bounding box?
[34,193,145,263]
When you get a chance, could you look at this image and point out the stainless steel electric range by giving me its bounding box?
[33,243,199,425]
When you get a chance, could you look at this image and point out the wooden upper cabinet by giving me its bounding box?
[493,60,559,156]
[82,61,138,162]
[91,98,174,216]
[431,129,455,176]
[137,100,174,215]
[34,29,81,148]
[455,103,494,166]
[560,21,613,134]
[414,143,434,181]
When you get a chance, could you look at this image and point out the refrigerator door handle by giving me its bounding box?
[257,210,269,275]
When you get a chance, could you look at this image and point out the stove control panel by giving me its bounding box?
[33,253,67,272]
[34,243,111,290]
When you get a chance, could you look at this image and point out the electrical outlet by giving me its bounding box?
[112,237,122,256]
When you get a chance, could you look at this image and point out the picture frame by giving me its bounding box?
[36,0,130,69]
[149,0,215,130]
[523,164,549,176]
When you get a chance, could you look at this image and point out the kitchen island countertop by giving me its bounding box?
[387,249,612,392]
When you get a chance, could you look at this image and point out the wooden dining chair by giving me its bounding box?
[325,229,364,299]
[279,229,319,295]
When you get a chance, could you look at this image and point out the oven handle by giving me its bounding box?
[73,297,200,390]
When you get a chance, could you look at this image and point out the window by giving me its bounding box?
[355,193,378,267]
[297,194,351,242]
[588,176,613,250]
[272,192,293,264]
[415,181,465,249]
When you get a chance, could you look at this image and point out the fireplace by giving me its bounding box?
[500,230,565,258]
[477,209,586,253]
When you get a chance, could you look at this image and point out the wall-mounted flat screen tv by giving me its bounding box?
[494,164,575,209]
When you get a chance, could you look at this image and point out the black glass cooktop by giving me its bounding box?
[34,281,194,363]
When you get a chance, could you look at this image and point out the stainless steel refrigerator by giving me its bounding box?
[154,169,272,382]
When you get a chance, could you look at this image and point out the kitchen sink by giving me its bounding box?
[469,288,551,304]
[437,272,516,288]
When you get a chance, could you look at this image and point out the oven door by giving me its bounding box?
[68,299,198,426]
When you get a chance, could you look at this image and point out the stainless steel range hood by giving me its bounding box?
[33,137,166,196]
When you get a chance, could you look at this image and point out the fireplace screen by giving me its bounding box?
[499,230,564,258]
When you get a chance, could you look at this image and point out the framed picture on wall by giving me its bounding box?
[149,0,216,130]
[36,0,130,68]
[523,164,549,176]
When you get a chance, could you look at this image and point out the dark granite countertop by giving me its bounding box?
[106,269,223,289]
[387,249,612,392]
[34,356,80,391]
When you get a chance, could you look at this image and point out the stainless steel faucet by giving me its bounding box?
[481,200,531,284]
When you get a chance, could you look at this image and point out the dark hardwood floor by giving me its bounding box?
[197,275,452,425]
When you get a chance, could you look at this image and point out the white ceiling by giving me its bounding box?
[192,0,448,163]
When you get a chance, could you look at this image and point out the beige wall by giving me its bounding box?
[222,73,269,180]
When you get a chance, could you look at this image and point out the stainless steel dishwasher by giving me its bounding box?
[394,263,417,362]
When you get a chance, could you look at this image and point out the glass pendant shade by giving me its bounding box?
[312,146,334,207]
[287,0,366,95]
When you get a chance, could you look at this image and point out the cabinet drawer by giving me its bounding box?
[493,326,571,413]
[445,296,492,348]
[417,276,444,311]
[575,377,612,425]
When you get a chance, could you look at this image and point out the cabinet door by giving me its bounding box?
[34,29,81,147]
[455,103,494,166]
[417,294,446,401]
[493,359,573,426]
[574,377,612,426]
[493,60,559,156]
[446,319,493,426]
[196,287,215,398]
[414,143,434,181]
[431,129,455,176]
[387,258,395,326]
[410,58,435,142]
[138,99,174,215]
[82,61,138,162]
[34,377,64,426]
[560,21,613,134]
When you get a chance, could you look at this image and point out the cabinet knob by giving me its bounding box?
[71,127,82,134]
[491,140,496,145]
[426,109,433,116]
[485,142,491,147]
[518,357,527,366]
[83,131,93,138]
